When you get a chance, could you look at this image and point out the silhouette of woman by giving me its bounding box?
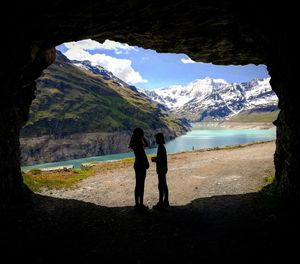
[129,127,150,211]
[151,132,169,210]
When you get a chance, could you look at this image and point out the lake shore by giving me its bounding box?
[192,121,275,129]
[38,141,276,207]
[22,124,275,171]
[218,121,275,129]
[11,140,289,263]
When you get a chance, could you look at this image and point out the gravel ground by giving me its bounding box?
[39,141,275,207]
[4,141,299,263]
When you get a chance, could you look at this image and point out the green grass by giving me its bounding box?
[161,116,184,131]
[21,51,186,137]
[22,167,94,192]
[228,111,279,123]
[257,169,280,210]
[254,169,278,202]
[22,154,157,192]
[29,168,42,175]
[264,169,276,184]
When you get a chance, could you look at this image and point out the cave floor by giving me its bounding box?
[2,188,298,263]
[2,142,299,263]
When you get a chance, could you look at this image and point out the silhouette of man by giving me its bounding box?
[129,127,149,212]
[151,132,169,210]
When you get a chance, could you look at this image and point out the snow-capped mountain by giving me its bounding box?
[71,59,172,113]
[139,77,278,121]
[72,60,139,93]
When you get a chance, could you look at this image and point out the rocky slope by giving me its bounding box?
[20,51,189,165]
[21,128,180,166]
[140,77,278,121]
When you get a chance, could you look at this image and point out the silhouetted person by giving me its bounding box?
[151,133,169,210]
[129,127,149,212]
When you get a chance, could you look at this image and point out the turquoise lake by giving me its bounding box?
[22,125,276,171]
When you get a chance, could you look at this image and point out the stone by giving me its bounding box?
[0,1,298,204]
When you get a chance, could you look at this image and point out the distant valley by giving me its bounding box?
[20,51,189,166]
[20,51,278,166]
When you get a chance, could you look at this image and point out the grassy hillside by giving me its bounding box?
[21,51,183,137]
[227,110,279,123]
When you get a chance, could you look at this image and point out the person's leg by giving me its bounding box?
[134,168,140,206]
[153,174,165,210]
[139,169,146,206]
[158,174,164,204]
[163,175,169,206]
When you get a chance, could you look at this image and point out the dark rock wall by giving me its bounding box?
[0,48,56,204]
[0,1,298,204]
[20,128,186,166]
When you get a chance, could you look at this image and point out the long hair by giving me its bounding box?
[129,128,144,148]
[155,132,165,144]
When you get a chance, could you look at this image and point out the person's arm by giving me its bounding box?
[157,146,167,164]
[151,156,157,162]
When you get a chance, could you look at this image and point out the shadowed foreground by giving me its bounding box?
[1,186,299,263]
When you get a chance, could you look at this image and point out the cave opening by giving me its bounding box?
[1,1,299,262]
[2,0,296,206]
[18,38,278,209]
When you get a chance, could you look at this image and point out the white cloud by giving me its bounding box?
[181,57,196,64]
[63,45,91,61]
[64,41,147,84]
[64,39,137,53]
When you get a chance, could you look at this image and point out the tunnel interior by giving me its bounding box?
[1,1,300,263]
[0,1,298,205]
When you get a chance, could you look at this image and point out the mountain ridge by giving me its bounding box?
[21,51,188,137]
[20,51,189,165]
[139,77,278,122]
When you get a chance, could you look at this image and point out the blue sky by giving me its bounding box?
[57,39,269,89]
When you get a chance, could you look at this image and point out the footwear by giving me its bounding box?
[140,204,149,211]
[134,204,148,212]
[163,200,170,207]
[153,202,164,210]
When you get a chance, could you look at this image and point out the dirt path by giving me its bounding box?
[40,141,275,207]
[5,141,299,263]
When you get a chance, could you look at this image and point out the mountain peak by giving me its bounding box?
[22,50,188,138]
[140,77,277,121]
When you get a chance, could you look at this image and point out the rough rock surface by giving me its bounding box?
[20,128,185,166]
[0,1,298,203]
